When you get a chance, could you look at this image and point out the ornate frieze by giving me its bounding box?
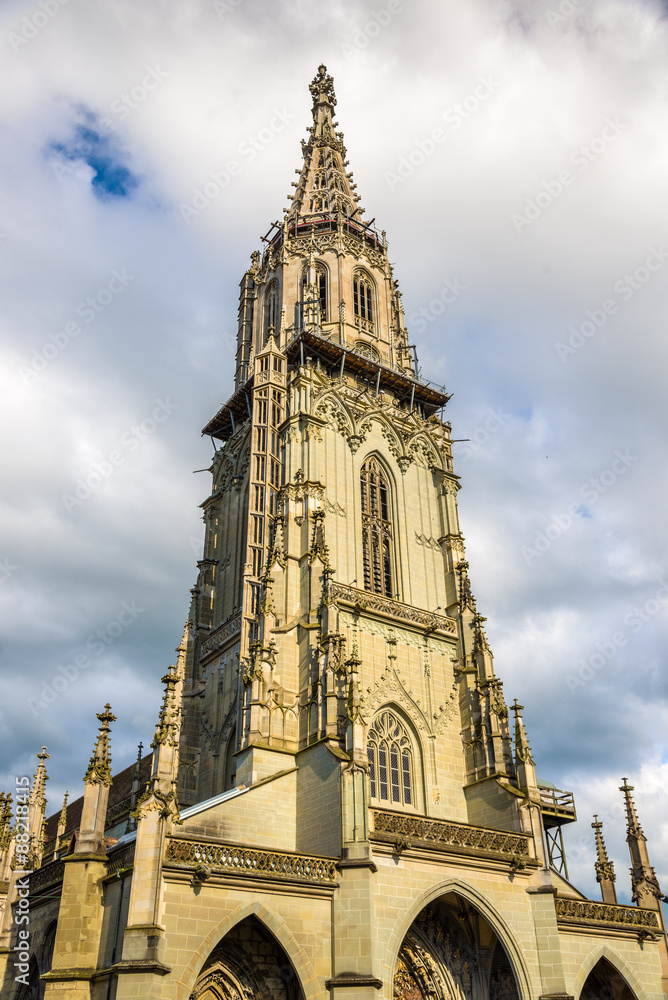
[106,842,136,877]
[28,859,64,895]
[554,896,659,930]
[330,582,457,635]
[201,615,242,657]
[371,810,531,861]
[165,838,338,884]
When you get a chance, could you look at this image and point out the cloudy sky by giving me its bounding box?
[1,0,667,904]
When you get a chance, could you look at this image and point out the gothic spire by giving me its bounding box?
[511,699,537,794]
[29,746,50,812]
[56,790,68,844]
[285,65,365,221]
[84,705,116,786]
[511,700,534,768]
[592,814,617,904]
[153,665,179,748]
[620,777,664,909]
[0,794,12,856]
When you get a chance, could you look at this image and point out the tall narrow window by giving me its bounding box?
[264,281,278,338]
[353,271,374,332]
[367,711,414,806]
[300,263,327,321]
[361,457,393,596]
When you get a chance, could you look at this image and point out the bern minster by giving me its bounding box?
[1,66,667,1000]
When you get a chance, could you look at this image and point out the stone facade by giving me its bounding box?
[0,65,666,1000]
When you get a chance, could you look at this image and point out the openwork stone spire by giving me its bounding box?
[620,777,664,908]
[153,664,179,748]
[84,704,116,786]
[511,700,534,767]
[285,64,365,221]
[592,814,617,904]
[30,746,50,812]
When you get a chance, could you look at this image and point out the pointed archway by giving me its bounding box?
[189,915,305,1000]
[393,893,520,1000]
[579,958,636,1000]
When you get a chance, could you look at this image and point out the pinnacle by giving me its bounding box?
[84,703,116,787]
[285,65,364,223]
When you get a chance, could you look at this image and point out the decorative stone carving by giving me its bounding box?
[372,810,531,860]
[201,615,242,656]
[166,838,338,883]
[330,582,457,635]
[554,896,659,930]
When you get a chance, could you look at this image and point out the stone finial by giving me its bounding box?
[152,665,179,748]
[511,700,534,766]
[30,747,50,812]
[592,814,617,904]
[57,791,68,836]
[620,777,644,839]
[620,777,664,908]
[309,64,337,109]
[0,794,12,853]
[84,705,116,787]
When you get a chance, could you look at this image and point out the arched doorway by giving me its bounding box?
[190,915,305,1000]
[580,958,636,1000]
[393,894,520,1000]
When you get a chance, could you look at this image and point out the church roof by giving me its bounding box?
[42,752,153,843]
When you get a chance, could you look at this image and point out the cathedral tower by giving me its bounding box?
[2,65,666,1000]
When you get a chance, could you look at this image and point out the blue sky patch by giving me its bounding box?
[48,111,139,201]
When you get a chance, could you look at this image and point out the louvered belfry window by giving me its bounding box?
[367,711,413,806]
[361,457,393,596]
[353,272,373,322]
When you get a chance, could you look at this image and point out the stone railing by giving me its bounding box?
[165,839,338,885]
[28,859,65,895]
[106,842,136,877]
[371,811,531,861]
[555,897,659,931]
[201,613,242,657]
[327,582,457,636]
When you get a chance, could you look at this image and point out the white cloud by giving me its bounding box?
[0,0,666,902]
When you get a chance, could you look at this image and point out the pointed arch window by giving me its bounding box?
[300,262,327,321]
[264,281,278,338]
[367,710,413,806]
[361,457,393,596]
[353,270,374,334]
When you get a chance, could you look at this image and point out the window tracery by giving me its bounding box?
[361,456,392,596]
[264,281,278,337]
[353,270,374,333]
[367,710,413,806]
[300,262,327,321]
